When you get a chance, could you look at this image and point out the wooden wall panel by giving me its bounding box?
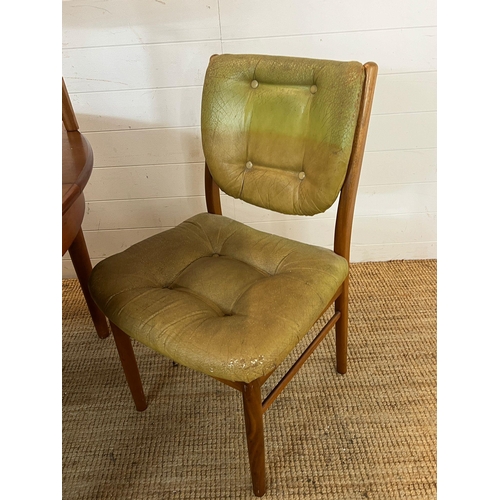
[219,0,436,39]
[69,227,166,260]
[351,241,436,262]
[222,27,437,75]
[62,0,437,278]
[366,112,436,151]
[360,149,436,186]
[81,196,208,231]
[355,183,436,216]
[63,0,220,48]
[85,163,205,201]
[62,40,221,93]
[85,127,204,168]
[372,72,436,115]
[352,213,437,245]
[71,87,203,132]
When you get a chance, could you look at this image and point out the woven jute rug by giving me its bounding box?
[62,260,436,499]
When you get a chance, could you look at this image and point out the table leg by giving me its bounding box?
[68,228,110,339]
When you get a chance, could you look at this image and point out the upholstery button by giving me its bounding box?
[310,85,317,94]
[251,80,259,89]
[298,171,306,180]
[246,161,253,169]
[212,253,219,257]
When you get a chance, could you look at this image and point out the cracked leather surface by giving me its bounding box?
[201,54,365,215]
[89,54,364,383]
[89,213,348,383]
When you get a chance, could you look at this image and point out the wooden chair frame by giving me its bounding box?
[63,78,110,339]
[109,62,378,497]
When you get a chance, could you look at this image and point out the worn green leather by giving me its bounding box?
[89,54,363,383]
[202,54,365,215]
[89,213,348,383]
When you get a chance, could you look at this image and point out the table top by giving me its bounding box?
[62,124,94,215]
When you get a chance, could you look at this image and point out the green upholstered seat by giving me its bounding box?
[89,54,366,384]
[89,213,348,383]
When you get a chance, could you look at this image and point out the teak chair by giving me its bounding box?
[62,78,109,339]
[89,54,377,496]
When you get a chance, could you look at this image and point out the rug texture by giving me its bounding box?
[62,260,436,499]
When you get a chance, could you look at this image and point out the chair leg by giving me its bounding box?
[68,228,110,339]
[110,322,148,412]
[335,278,349,374]
[242,380,266,497]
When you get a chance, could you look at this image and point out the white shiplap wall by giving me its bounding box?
[62,0,437,278]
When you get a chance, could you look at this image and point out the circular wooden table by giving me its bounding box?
[63,125,109,339]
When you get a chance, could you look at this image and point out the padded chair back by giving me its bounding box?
[201,54,365,216]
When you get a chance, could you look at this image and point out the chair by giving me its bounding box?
[63,78,109,339]
[89,54,377,496]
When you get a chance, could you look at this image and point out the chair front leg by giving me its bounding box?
[68,228,110,339]
[335,278,349,374]
[110,322,148,412]
[242,380,266,497]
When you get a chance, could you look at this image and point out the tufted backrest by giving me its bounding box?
[201,54,366,216]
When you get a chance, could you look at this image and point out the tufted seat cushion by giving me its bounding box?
[201,54,365,216]
[89,213,348,383]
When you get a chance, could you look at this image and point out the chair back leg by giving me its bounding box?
[335,278,349,374]
[242,380,266,496]
[110,323,148,411]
